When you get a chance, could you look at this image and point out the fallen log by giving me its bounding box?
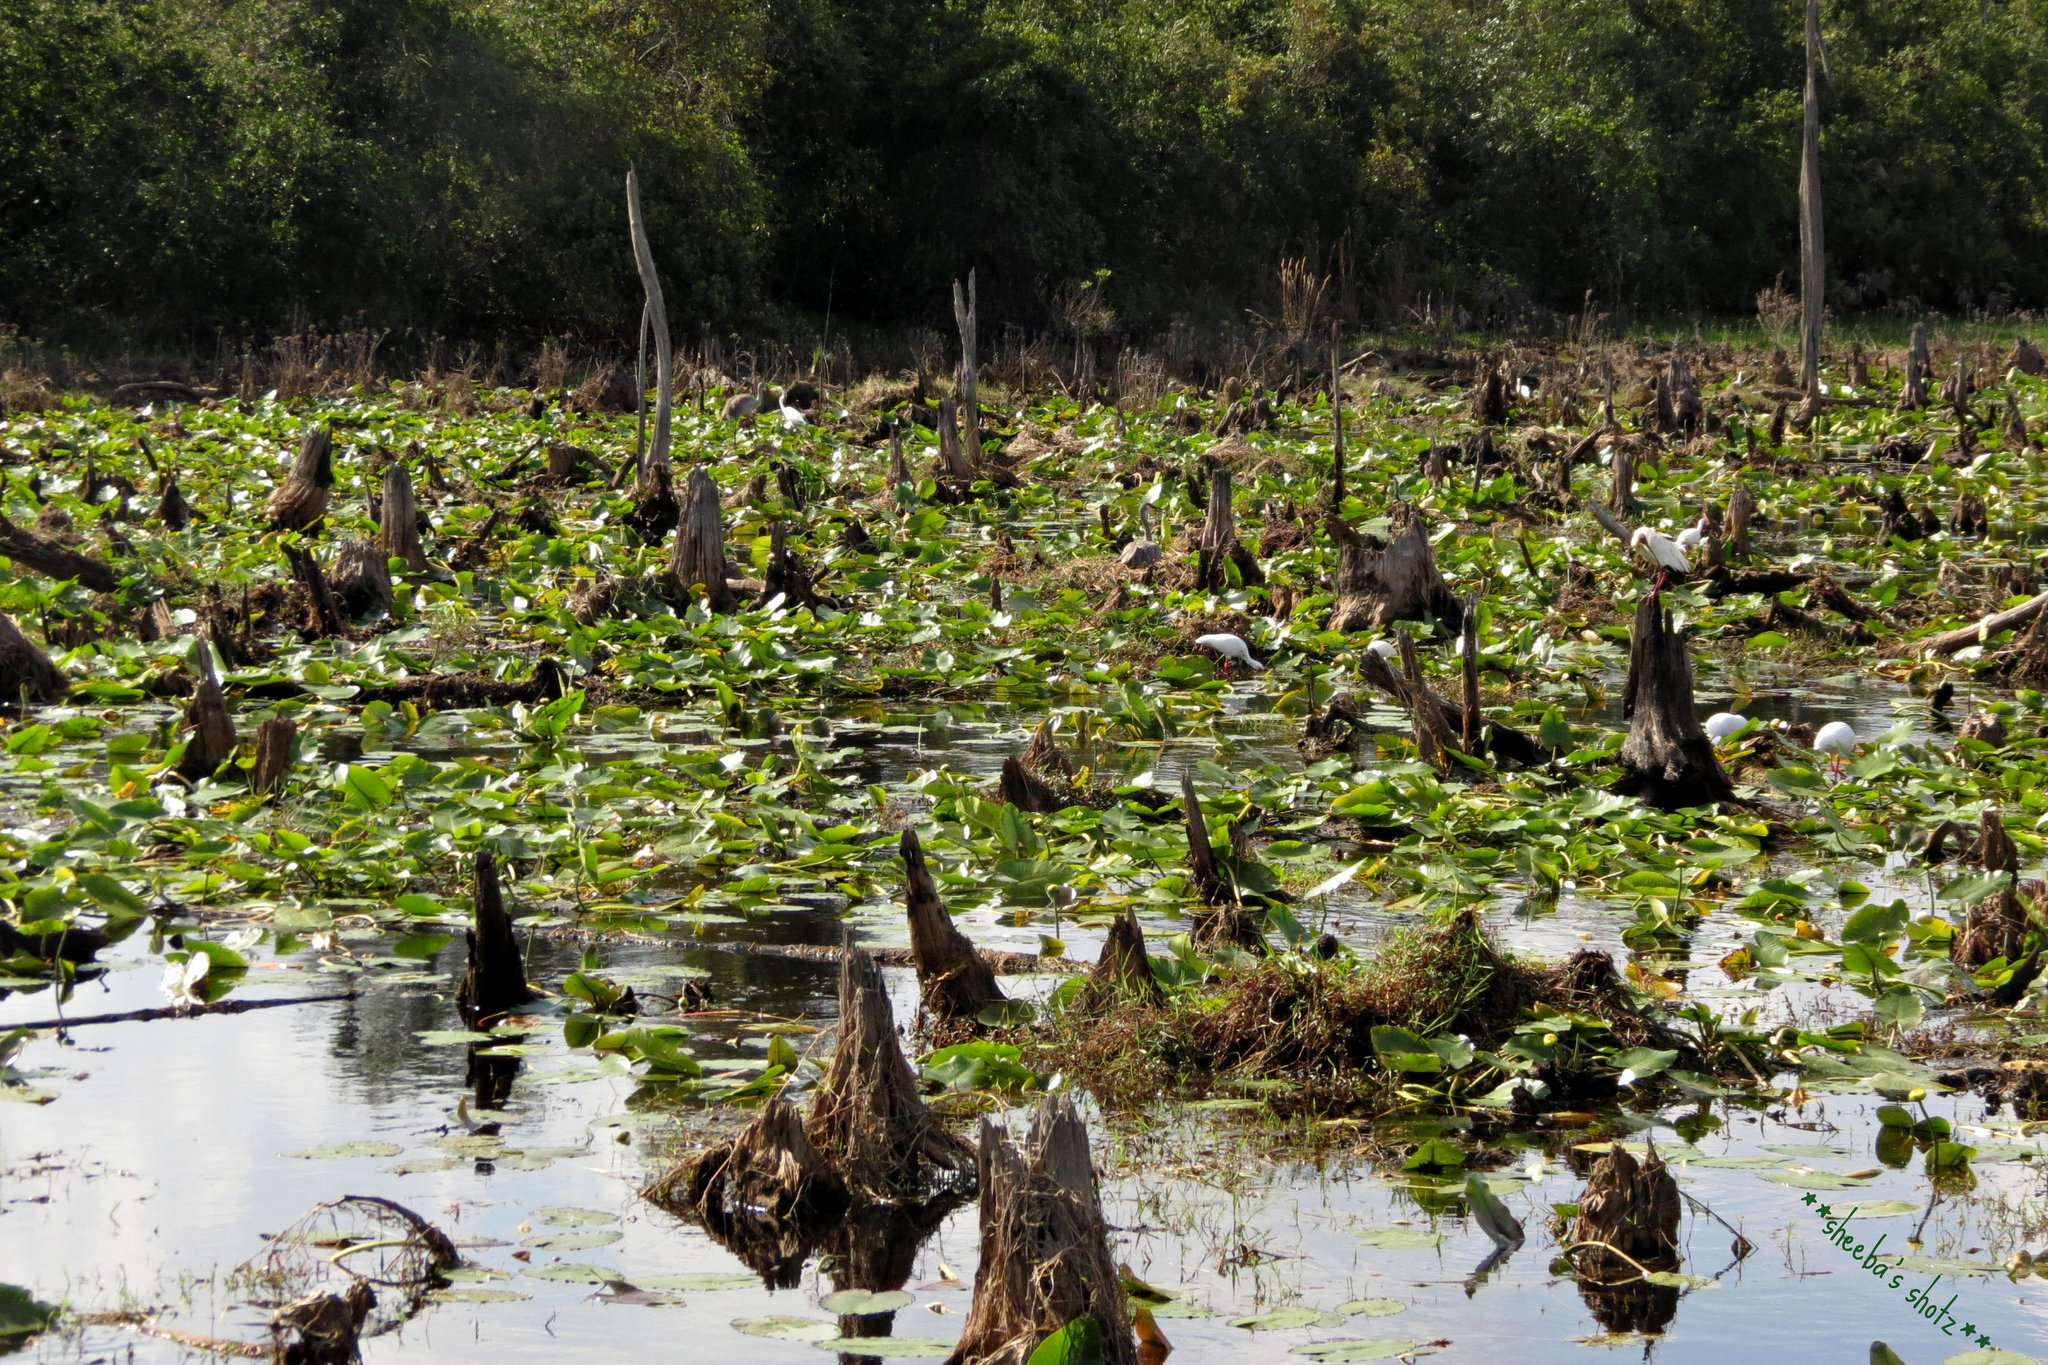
[1907,589,2048,656]
[0,610,67,704]
[0,513,119,592]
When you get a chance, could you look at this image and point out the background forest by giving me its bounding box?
[4,0,2046,345]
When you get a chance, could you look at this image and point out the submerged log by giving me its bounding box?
[376,463,428,571]
[946,1095,1138,1365]
[0,610,66,704]
[1326,501,1462,634]
[456,850,533,1029]
[266,426,334,533]
[1613,595,1735,810]
[250,717,298,795]
[0,513,120,593]
[670,466,735,612]
[902,829,1006,1022]
[806,939,978,1201]
[177,645,236,780]
[328,539,392,618]
[1193,462,1263,590]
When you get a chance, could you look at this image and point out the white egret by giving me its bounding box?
[1675,516,1709,554]
[777,389,808,429]
[1814,720,1858,776]
[1703,711,1747,744]
[1195,632,1265,675]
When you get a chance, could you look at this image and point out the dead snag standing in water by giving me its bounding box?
[1076,906,1166,1011]
[644,1097,849,1250]
[1182,772,1265,953]
[1192,462,1263,590]
[328,539,392,618]
[902,829,1007,1023]
[947,1095,1138,1365]
[1951,812,2041,1000]
[456,850,533,1029]
[1325,500,1462,634]
[1564,1139,1683,1336]
[250,717,298,795]
[177,644,236,780]
[670,466,735,612]
[1612,595,1734,810]
[270,1284,374,1365]
[266,426,334,533]
[375,463,428,571]
[282,545,349,639]
[995,755,1062,814]
[806,939,978,1201]
[0,610,66,704]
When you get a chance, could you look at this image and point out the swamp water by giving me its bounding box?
[5,676,2047,1365]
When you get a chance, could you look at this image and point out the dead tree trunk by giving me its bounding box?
[1901,322,1931,409]
[1460,605,1482,754]
[936,397,976,484]
[456,849,533,1029]
[1952,811,2034,968]
[328,539,392,618]
[670,466,735,612]
[0,611,66,704]
[1796,0,1826,411]
[156,472,194,531]
[1613,595,1735,810]
[995,756,1062,813]
[1193,462,1263,589]
[953,271,981,469]
[646,1096,848,1233]
[1326,501,1462,634]
[902,829,1006,1023]
[282,544,348,639]
[1726,484,1757,562]
[946,1095,1139,1365]
[806,938,978,1201]
[888,423,909,488]
[177,644,236,780]
[1566,1141,1681,1282]
[1077,907,1165,1011]
[1397,629,1455,764]
[266,426,334,533]
[251,717,297,795]
[1356,649,1543,767]
[626,168,672,482]
[1183,772,1265,952]
[0,514,120,592]
[376,463,428,571]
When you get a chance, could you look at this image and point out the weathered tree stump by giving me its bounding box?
[177,645,236,780]
[1077,907,1165,1011]
[1613,595,1734,810]
[1566,1140,1680,1281]
[1326,501,1462,634]
[1183,772,1266,952]
[670,466,736,612]
[806,938,978,1201]
[946,1095,1138,1365]
[1470,361,1508,425]
[954,272,983,468]
[626,461,680,541]
[251,717,298,795]
[1900,322,1931,410]
[1725,484,1757,561]
[0,611,66,704]
[266,426,334,533]
[995,756,1062,813]
[282,544,349,639]
[762,523,821,609]
[1952,811,2037,969]
[376,463,428,571]
[156,471,194,531]
[456,850,533,1029]
[1193,462,1263,590]
[2014,338,2046,378]
[329,539,392,618]
[902,829,1006,1022]
[0,513,120,592]
[269,1281,375,1365]
[644,1097,849,1271]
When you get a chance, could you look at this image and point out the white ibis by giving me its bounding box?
[1675,516,1709,554]
[1630,526,1691,598]
[1119,503,1163,569]
[1195,632,1265,675]
[721,381,765,421]
[1814,720,1858,776]
[1366,639,1398,662]
[777,389,808,429]
[1703,711,1747,744]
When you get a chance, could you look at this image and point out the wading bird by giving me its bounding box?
[1631,526,1691,596]
[778,389,808,429]
[1119,503,1163,569]
[1366,639,1398,662]
[1196,632,1264,676]
[1814,720,1858,776]
[1676,516,1710,554]
[722,380,766,421]
[1703,711,1747,744]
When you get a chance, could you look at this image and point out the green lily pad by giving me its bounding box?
[415,1030,495,1046]
[809,1340,956,1357]
[533,1205,619,1226]
[1289,1342,1415,1361]
[1837,1200,1920,1218]
[431,1287,531,1303]
[734,1315,841,1340]
[284,1141,403,1160]
[0,1283,56,1338]
[1146,1299,1220,1319]
[1757,1169,1875,1190]
[1354,1226,1442,1249]
[1761,1144,1849,1159]
[1334,1299,1406,1317]
[638,1273,760,1291]
[819,1289,914,1314]
[1942,1351,2039,1365]
[523,1263,620,1283]
[521,1230,622,1251]
[1232,1307,1347,1330]
[1889,1256,1998,1276]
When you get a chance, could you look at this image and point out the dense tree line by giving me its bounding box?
[3,0,2045,344]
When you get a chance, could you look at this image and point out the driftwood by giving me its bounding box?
[670,466,735,612]
[328,539,392,618]
[1192,462,1262,589]
[0,610,66,704]
[946,1095,1138,1365]
[1327,501,1461,634]
[376,463,428,571]
[1613,595,1735,810]
[902,828,1006,1022]
[455,850,533,1029]
[1077,906,1165,1010]
[0,513,120,592]
[806,939,978,1201]
[266,427,334,533]
[177,644,236,780]
[250,717,297,795]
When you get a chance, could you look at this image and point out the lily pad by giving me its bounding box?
[1146,1299,1220,1319]
[1942,1352,2039,1365]
[1232,1307,1348,1330]
[1756,1169,1874,1190]
[431,1287,531,1303]
[1289,1342,1415,1361]
[1836,1199,1920,1218]
[533,1205,619,1226]
[1334,1299,1407,1317]
[284,1140,403,1160]
[1354,1226,1442,1249]
[809,1340,956,1357]
[819,1289,914,1314]
[637,1273,759,1291]
[0,1283,55,1338]
[523,1263,621,1283]
[734,1315,841,1340]
[521,1230,622,1251]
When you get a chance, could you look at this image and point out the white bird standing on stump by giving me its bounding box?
[1195,632,1264,675]
[1630,526,1691,599]
[1703,711,1747,744]
[1814,720,1858,776]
